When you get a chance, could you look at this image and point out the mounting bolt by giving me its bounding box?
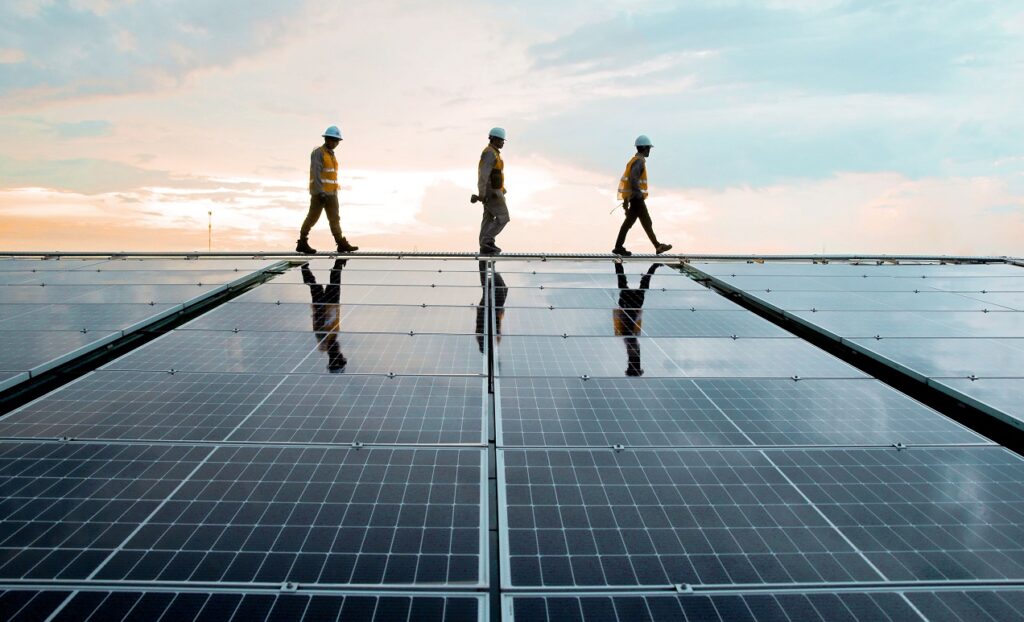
[791,375,800,381]
[892,442,907,451]
[352,441,364,449]
[280,582,298,592]
[612,444,625,452]
[581,374,590,381]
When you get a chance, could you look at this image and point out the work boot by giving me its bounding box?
[479,245,500,255]
[655,243,673,255]
[336,238,359,253]
[612,247,632,257]
[296,238,316,255]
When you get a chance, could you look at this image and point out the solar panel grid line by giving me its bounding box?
[0,442,488,589]
[497,448,890,590]
[501,591,932,622]
[0,590,489,622]
[79,445,220,583]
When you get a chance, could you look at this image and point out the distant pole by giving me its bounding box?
[208,211,212,252]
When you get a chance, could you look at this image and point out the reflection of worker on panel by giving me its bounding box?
[475,260,507,353]
[301,259,347,372]
[613,262,661,376]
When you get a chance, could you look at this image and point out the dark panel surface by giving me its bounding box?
[500,448,882,588]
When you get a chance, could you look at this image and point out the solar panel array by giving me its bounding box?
[0,257,489,621]
[691,261,1024,430]
[1,255,1023,620]
[0,257,283,391]
[488,258,1024,620]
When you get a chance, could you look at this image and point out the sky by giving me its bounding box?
[0,0,1021,255]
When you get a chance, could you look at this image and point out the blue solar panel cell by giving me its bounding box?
[0,330,120,373]
[500,309,787,337]
[932,378,1023,426]
[38,591,485,622]
[848,337,1024,380]
[789,310,1024,338]
[105,331,486,376]
[506,591,925,621]
[771,447,1024,582]
[181,302,480,334]
[0,371,289,442]
[497,336,864,378]
[0,303,181,332]
[235,284,483,306]
[693,378,987,446]
[499,448,884,588]
[97,446,485,586]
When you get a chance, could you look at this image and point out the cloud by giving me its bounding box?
[0,1,312,107]
[55,119,113,137]
[0,48,25,64]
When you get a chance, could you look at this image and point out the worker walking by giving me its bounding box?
[296,125,358,255]
[613,135,672,256]
[476,127,510,254]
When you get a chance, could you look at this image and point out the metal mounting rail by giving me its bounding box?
[0,251,1015,263]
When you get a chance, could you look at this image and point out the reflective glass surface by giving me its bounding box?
[502,288,736,309]
[935,378,1024,424]
[500,448,884,588]
[0,590,484,622]
[0,330,120,372]
[849,337,1024,379]
[790,310,1024,338]
[694,378,985,446]
[496,336,864,378]
[500,308,787,337]
[507,592,930,621]
[0,442,486,587]
[756,290,1004,311]
[33,270,255,286]
[106,331,486,375]
[235,283,482,306]
[0,303,180,331]
[181,302,479,334]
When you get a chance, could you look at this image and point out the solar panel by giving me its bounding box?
[269,269,483,287]
[235,284,483,306]
[499,448,883,588]
[847,337,1024,380]
[694,378,988,446]
[497,377,750,447]
[501,288,736,310]
[788,310,1024,339]
[932,378,1023,426]
[0,371,29,391]
[758,291,1005,311]
[500,309,787,337]
[958,292,1024,311]
[771,446,1024,582]
[505,591,929,621]
[501,272,707,291]
[0,371,289,442]
[0,330,120,373]
[225,374,486,445]
[105,331,486,375]
[27,270,261,287]
[0,303,181,332]
[1,589,486,622]
[496,336,865,378]
[181,303,480,335]
[0,441,486,586]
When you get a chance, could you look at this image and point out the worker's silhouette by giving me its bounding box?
[475,260,507,352]
[613,262,661,376]
[301,259,347,372]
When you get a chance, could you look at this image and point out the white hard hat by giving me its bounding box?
[322,125,343,140]
[635,134,653,147]
[489,127,507,140]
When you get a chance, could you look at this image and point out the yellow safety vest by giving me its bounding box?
[612,308,642,336]
[310,147,339,194]
[479,145,505,193]
[617,155,648,200]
